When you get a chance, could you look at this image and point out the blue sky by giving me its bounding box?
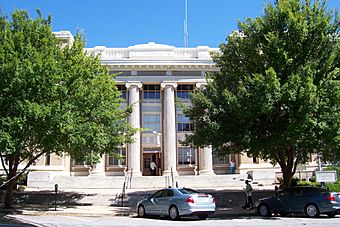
[1,0,339,48]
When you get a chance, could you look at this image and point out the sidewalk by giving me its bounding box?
[2,186,275,218]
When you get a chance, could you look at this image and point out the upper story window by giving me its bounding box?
[117,85,127,100]
[110,71,132,76]
[138,71,166,76]
[143,113,161,132]
[143,85,161,100]
[177,84,194,99]
[177,114,193,132]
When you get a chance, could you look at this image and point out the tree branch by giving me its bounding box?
[0,151,46,188]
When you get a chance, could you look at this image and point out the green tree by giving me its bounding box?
[0,10,135,208]
[184,0,339,188]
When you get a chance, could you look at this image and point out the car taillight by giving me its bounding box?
[186,196,195,203]
[328,194,335,201]
[212,197,216,204]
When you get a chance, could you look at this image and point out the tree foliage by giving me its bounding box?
[185,0,339,188]
[0,10,135,208]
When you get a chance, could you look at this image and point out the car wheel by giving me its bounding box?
[137,205,146,218]
[327,211,336,218]
[198,214,208,220]
[305,204,320,218]
[258,204,271,217]
[169,205,179,220]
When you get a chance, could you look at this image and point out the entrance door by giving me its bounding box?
[143,153,161,176]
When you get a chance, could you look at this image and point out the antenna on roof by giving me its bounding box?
[184,0,188,47]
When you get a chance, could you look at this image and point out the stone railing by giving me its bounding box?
[85,45,218,61]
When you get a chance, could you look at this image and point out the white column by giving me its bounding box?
[195,82,214,175]
[161,82,178,176]
[90,155,106,176]
[126,82,143,176]
[199,146,215,175]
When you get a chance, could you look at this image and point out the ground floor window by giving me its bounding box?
[108,148,126,166]
[212,151,229,165]
[178,147,196,165]
[73,159,86,166]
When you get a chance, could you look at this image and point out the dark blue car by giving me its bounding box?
[256,186,340,218]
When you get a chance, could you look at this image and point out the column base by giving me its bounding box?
[199,169,215,175]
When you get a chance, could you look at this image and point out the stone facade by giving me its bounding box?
[1,31,319,184]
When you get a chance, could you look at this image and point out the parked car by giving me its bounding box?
[255,186,340,218]
[136,187,215,220]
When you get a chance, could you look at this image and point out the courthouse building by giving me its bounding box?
[2,31,318,185]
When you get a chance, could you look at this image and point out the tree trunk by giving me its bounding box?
[281,168,294,189]
[276,147,298,189]
[4,176,16,209]
[4,156,19,209]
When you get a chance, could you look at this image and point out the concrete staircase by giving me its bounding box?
[27,173,274,190]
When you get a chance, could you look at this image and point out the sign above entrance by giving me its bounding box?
[143,147,161,153]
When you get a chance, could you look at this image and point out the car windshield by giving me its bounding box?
[178,188,200,194]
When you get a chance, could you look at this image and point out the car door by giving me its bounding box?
[274,189,292,212]
[288,188,305,212]
[157,189,175,215]
[148,190,164,215]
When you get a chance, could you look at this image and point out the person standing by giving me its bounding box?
[242,180,254,209]
[150,156,157,176]
[229,159,235,174]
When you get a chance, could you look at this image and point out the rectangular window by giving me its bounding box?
[73,159,86,166]
[138,71,166,77]
[212,151,229,165]
[178,147,196,165]
[177,114,193,131]
[143,114,161,132]
[117,84,127,100]
[176,84,194,99]
[110,71,131,76]
[143,85,161,100]
[108,148,126,166]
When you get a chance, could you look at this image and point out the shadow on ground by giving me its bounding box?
[0,188,276,218]
[0,189,91,212]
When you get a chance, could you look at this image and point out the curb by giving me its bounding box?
[2,206,257,218]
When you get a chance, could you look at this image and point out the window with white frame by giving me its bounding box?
[143,114,161,132]
[178,147,196,165]
[108,148,126,166]
[177,114,193,131]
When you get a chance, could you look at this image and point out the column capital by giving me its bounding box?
[125,82,143,89]
[161,81,178,89]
